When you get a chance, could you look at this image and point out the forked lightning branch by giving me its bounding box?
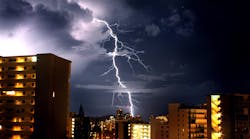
[93,18,148,117]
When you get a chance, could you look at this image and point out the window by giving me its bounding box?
[6,108,14,112]
[7,100,14,103]
[16,109,20,113]
[30,108,34,112]
[8,67,16,70]
[9,59,16,62]
[7,83,15,87]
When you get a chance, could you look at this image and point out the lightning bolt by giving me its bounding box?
[93,18,148,117]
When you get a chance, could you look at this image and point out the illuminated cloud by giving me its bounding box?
[0,0,113,74]
[145,24,161,37]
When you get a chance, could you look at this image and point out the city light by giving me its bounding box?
[5,91,16,96]
[211,95,222,139]
[31,56,37,62]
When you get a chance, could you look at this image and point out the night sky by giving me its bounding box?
[0,0,249,119]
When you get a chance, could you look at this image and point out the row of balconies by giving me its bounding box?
[0,99,35,106]
[0,65,36,72]
[0,125,34,132]
[0,116,34,123]
[0,82,36,89]
[0,73,36,80]
[0,107,35,114]
[0,90,35,97]
[0,56,37,64]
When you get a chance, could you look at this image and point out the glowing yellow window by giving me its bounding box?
[15,91,23,96]
[0,125,2,130]
[31,56,37,62]
[4,91,16,96]
[16,66,24,71]
[16,74,24,79]
[12,135,21,139]
[13,126,21,131]
[15,83,24,88]
[27,56,37,62]
[15,100,22,105]
[13,117,22,122]
[16,57,25,63]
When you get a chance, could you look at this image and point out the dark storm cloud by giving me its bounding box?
[159,9,196,37]
[1,0,248,118]
[31,4,83,48]
[0,0,32,29]
[0,0,95,50]
[34,4,70,30]
[145,24,161,37]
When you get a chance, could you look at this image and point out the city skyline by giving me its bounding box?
[0,0,249,118]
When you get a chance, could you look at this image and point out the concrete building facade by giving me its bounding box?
[207,94,250,139]
[168,103,208,139]
[0,54,71,139]
[150,116,169,139]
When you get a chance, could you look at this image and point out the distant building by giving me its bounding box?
[207,94,250,139]
[129,123,151,139]
[73,105,91,139]
[0,54,71,139]
[99,116,116,139]
[115,109,149,139]
[68,112,77,139]
[168,103,208,139]
[150,116,169,139]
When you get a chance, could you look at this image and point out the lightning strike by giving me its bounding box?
[93,18,148,117]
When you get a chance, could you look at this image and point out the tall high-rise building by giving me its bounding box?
[115,109,147,139]
[168,103,208,139]
[0,54,71,139]
[150,116,169,139]
[129,123,151,139]
[207,93,250,139]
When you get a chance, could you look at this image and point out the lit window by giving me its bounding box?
[31,100,35,105]
[15,91,23,96]
[52,91,55,98]
[0,125,2,130]
[30,126,34,132]
[5,91,16,96]
[16,74,24,79]
[15,83,24,88]
[13,117,22,122]
[16,57,25,63]
[13,126,21,131]
[12,135,21,139]
[16,66,24,71]
[15,100,22,105]
[31,56,37,62]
